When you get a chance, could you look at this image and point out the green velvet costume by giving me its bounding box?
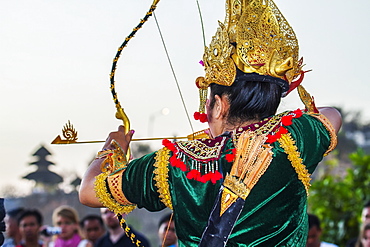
[112,110,336,246]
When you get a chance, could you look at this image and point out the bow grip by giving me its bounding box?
[115,104,131,161]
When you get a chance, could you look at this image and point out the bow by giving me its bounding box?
[52,0,208,147]
[110,0,160,160]
[52,0,163,158]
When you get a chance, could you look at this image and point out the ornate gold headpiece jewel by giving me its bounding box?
[194,0,305,122]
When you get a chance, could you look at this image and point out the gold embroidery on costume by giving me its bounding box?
[278,133,311,195]
[176,138,227,161]
[153,147,173,210]
[107,171,136,206]
[232,112,289,143]
[94,172,136,215]
[311,114,338,156]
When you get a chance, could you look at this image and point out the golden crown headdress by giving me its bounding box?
[194,0,304,122]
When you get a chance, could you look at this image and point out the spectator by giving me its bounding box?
[347,201,370,247]
[158,213,177,247]
[356,221,370,247]
[95,208,150,247]
[77,215,105,247]
[362,201,370,223]
[307,214,338,247]
[16,209,43,247]
[43,206,82,247]
[2,208,25,247]
[0,199,5,246]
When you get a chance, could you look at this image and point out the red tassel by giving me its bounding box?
[187,169,201,180]
[210,171,223,184]
[170,156,187,171]
[162,139,176,152]
[199,173,212,183]
[194,112,208,123]
[200,114,208,123]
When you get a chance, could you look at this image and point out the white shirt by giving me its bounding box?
[321,241,339,247]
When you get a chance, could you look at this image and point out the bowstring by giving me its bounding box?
[153,12,195,135]
[152,0,207,136]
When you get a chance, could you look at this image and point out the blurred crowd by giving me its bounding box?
[0,203,178,247]
[0,199,369,247]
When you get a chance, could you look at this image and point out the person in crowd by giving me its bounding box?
[2,208,25,247]
[94,208,150,247]
[157,213,177,247]
[362,201,370,223]
[356,221,370,247]
[77,215,105,247]
[347,201,370,247]
[16,209,43,247]
[0,198,5,246]
[79,0,341,245]
[306,214,338,247]
[43,205,82,247]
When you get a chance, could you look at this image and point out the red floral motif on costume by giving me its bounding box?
[293,109,303,117]
[267,126,288,143]
[267,109,303,144]
[282,115,293,126]
[225,148,236,162]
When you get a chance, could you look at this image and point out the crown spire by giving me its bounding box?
[194,0,303,121]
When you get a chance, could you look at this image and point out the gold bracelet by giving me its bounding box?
[96,140,127,175]
[94,140,136,214]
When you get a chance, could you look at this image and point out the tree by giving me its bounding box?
[308,149,370,246]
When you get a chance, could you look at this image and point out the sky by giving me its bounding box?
[1,0,370,197]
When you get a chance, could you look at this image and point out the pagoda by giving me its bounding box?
[23,146,63,193]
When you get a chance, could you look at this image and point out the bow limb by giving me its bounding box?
[110,0,161,160]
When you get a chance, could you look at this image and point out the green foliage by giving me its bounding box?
[308,149,370,246]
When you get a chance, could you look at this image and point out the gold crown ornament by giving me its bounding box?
[194,0,305,122]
